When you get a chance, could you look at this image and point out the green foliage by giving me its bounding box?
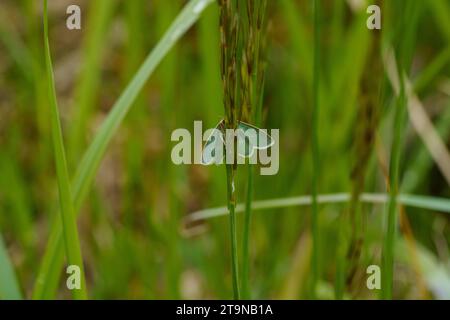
[0,0,449,300]
[43,0,87,299]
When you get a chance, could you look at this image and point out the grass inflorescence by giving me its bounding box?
[240,0,268,300]
[219,0,241,299]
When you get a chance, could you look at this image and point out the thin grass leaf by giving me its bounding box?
[427,0,450,40]
[185,193,450,222]
[382,58,405,300]
[398,194,450,214]
[242,164,254,298]
[402,102,450,192]
[382,0,422,299]
[73,0,215,211]
[219,0,241,300]
[414,46,450,93]
[0,233,22,300]
[33,0,215,299]
[310,0,321,298]
[43,0,87,300]
[226,163,240,299]
[338,4,383,298]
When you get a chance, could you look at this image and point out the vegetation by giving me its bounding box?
[0,0,449,300]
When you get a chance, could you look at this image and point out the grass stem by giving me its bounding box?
[381,0,420,299]
[226,164,240,299]
[310,0,321,298]
[242,163,253,298]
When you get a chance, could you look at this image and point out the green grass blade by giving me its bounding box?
[43,0,87,300]
[226,165,240,300]
[402,101,450,192]
[242,164,254,299]
[427,0,450,40]
[382,0,421,300]
[0,233,22,300]
[186,193,450,222]
[398,194,450,213]
[33,0,215,299]
[73,0,214,216]
[382,88,406,300]
[414,46,450,93]
[241,0,268,299]
[310,0,321,298]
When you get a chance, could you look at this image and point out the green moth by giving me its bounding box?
[202,119,274,165]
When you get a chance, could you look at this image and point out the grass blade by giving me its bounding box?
[0,233,22,300]
[33,0,215,299]
[382,0,421,299]
[226,164,240,299]
[427,0,450,40]
[398,194,450,214]
[43,0,87,300]
[186,193,450,222]
[241,0,268,299]
[381,56,404,300]
[311,0,321,298]
[242,165,253,298]
[72,0,215,211]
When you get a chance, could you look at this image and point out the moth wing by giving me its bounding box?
[255,128,274,150]
[202,121,225,165]
[236,124,257,158]
[238,121,274,152]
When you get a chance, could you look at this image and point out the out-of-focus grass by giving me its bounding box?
[0,0,449,300]
[32,0,215,299]
[0,233,22,299]
[68,0,116,161]
[43,0,87,299]
[310,0,321,299]
[382,0,422,299]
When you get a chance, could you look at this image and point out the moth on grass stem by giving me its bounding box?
[218,0,269,299]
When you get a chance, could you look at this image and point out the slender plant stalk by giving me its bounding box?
[310,0,321,298]
[219,0,241,299]
[43,0,87,300]
[382,0,420,299]
[382,56,408,298]
[33,0,214,299]
[242,166,253,298]
[226,164,240,299]
[241,0,268,299]
[337,2,383,298]
[382,87,406,299]
[242,86,264,298]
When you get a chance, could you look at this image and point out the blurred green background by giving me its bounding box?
[0,0,449,299]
